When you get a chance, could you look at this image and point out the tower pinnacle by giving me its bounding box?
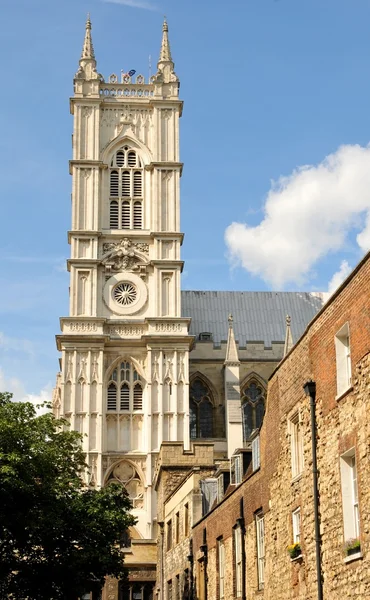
[155,17,178,84]
[75,15,100,81]
[81,14,96,61]
[283,315,294,357]
[159,17,173,63]
[225,314,240,365]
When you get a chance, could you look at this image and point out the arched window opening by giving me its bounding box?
[122,171,130,197]
[189,378,214,439]
[133,384,143,410]
[116,150,125,167]
[120,384,130,411]
[241,380,266,442]
[109,146,144,230]
[107,461,144,509]
[107,383,117,411]
[106,361,144,413]
[133,171,142,197]
[110,171,119,196]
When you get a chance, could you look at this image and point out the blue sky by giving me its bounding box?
[1,0,370,400]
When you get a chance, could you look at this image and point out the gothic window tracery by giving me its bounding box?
[189,377,214,439]
[241,380,265,441]
[107,461,144,509]
[107,360,143,412]
[109,146,143,230]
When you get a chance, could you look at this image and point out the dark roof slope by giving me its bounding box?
[181,291,325,346]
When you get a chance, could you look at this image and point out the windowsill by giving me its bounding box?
[336,386,353,402]
[291,473,303,484]
[344,551,362,564]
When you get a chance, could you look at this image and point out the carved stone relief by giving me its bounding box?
[101,238,149,277]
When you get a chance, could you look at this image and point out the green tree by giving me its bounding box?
[0,392,136,600]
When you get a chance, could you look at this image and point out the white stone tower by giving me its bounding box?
[54,16,192,540]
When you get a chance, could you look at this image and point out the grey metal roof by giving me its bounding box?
[181,291,325,346]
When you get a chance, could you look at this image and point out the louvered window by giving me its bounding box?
[109,146,144,230]
[133,172,142,197]
[120,384,130,410]
[107,383,117,410]
[110,201,119,229]
[122,201,130,229]
[133,202,142,229]
[106,361,144,412]
[133,384,143,410]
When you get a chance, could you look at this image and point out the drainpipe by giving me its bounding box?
[199,528,207,600]
[187,538,194,600]
[237,497,246,600]
[303,380,323,600]
[158,522,164,600]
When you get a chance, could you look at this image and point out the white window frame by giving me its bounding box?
[290,411,304,479]
[234,525,243,597]
[340,448,360,542]
[256,513,265,590]
[217,474,224,502]
[252,435,260,471]
[335,323,351,397]
[292,508,301,544]
[218,539,225,599]
[231,455,242,485]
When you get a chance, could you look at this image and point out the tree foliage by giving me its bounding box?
[0,392,136,600]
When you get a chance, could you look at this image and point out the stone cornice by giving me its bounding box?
[69,160,107,174]
[145,162,183,175]
[151,259,184,268]
[68,230,102,243]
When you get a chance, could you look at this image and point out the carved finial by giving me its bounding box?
[75,15,101,81]
[283,314,294,358]
[158,16,172,62]
[225,314,240,365]
[81,13,95,60]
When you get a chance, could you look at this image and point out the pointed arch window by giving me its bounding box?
[189,378,214,439]
[241,380,266,442]
[106,361,143,413]
[109,146,143,230]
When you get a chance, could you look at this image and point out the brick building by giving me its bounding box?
[186,251,370,599]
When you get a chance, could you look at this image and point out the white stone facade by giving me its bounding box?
[53,17,192,540]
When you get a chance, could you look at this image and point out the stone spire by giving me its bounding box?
[75,15,100,81]
[283,315,294,357]
[225,314,240,366]
[159,17,173,63]
[155,17,178,84]
[81,14,95,62]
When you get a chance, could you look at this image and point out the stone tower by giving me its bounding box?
[54,16,192,542]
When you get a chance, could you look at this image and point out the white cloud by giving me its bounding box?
[0,369,52,416]
[101,0,158,10]
[327,260,352,296]
[225,144,370,288]
[0,332,35,358]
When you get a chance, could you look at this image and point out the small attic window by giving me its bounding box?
[199,332,213,342]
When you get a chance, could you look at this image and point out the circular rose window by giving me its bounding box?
[113,282,137,306]
[103,273,148,316]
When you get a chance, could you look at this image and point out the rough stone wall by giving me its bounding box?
[192,253,370,599]
[154,442,216,598]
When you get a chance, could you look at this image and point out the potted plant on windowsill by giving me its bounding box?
[344,538,361,557]
[287,543,302,560]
